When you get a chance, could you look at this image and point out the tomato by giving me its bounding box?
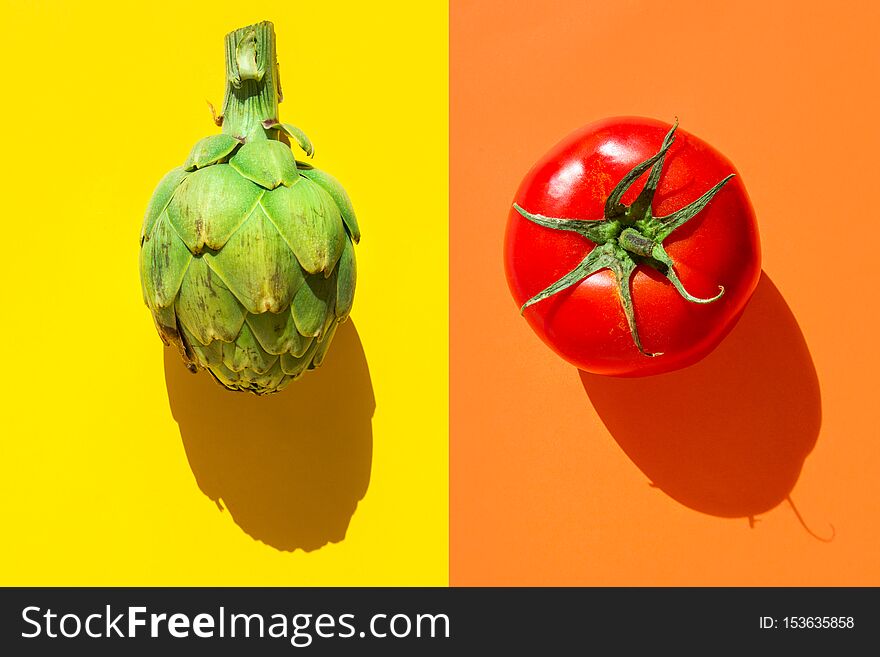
[504,117,761,376]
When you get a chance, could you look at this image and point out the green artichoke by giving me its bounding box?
[139,22,359,395]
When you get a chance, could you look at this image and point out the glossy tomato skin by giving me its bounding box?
[504,117,761,376]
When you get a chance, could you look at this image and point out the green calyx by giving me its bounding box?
[513,120,732,357]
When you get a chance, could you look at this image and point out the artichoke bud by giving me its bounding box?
[139,21,359,395]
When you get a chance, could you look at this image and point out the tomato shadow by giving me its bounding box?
[164,320,374,552]
[580,273,820,519]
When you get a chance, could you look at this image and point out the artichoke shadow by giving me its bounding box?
[581,273,821,522]
[164,319,374,552]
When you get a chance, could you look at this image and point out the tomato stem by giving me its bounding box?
[618,228,655,257]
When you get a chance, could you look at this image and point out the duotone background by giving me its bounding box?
[2,0,878,589]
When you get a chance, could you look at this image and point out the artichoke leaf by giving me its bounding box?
[179,324,224,368]
[318,285,338,341]
[151,304,178,336]
[220,322,278,374]
[175,256,246,344]
[261,177,345,275]
[151,304,197,369]
[166,164,261,253]
[184,134,241,171]
[291,272,336,337]
[140,211,192,310]
[142,167,188,241]
[280,339,321,376]
[150,304,180,347]
[312,320,338,368]
[246,311,312,357]
[335,236,356,320]
[205,204,302,314]
[229,139,298,189]
[264,121,314,157]
[296,164,360,243]
[211,362,241,388]
[253,360,288,392]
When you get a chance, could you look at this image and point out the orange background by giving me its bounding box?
[450,0,880,585]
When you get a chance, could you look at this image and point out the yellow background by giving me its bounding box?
[0,1,448,585]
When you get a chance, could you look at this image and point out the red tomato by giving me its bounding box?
[504,117,761,376]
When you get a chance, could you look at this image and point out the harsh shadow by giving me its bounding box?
[580,273,821,519]
[164,320,374,552]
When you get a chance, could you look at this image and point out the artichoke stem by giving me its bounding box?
[220,21,281,141]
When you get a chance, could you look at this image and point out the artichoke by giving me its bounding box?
[139,21,359,395]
